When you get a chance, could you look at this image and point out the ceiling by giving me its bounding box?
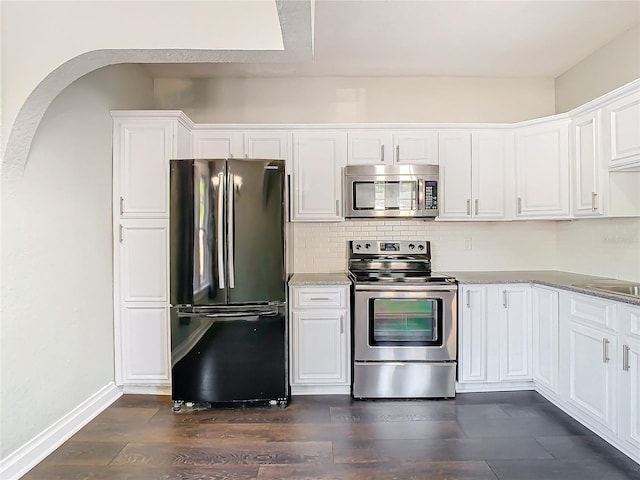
[144,0,640,79]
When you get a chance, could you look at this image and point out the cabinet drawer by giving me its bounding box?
[564,291,616,331]
[292,287,347,309]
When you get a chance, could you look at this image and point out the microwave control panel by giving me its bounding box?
[424,181,438,210]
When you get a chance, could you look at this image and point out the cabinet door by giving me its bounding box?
[192,130,243,158]
[438,132,472,219]
[119,220,168,303]
[573,110,605,216]
[566,321,618,433]
[515,120,570,218]
[291,310,348,384]
[532,286,559,394]
[120,306,170,384]
[244,131,289,160]
[116,121,172,217]
[459,286,490,383]
[393,131,438,165]
[347,131,392,165]
[607,91,640,169]
[291,132,347,221]
[472,132,509,219]
[498,286,532,381]
[619,305,640,453]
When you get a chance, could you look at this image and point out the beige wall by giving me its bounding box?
[0,64,154,461]
[154,76,556,124]
[555,217,640,282]
[555,23,640,112]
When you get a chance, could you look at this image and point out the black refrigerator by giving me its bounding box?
[169,158,288,409]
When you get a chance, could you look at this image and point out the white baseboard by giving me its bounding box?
[122,385,171,395]
[0,382,122,480]
[291,385,350,395]
[455,381,535,393]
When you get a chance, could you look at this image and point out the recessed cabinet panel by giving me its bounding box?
[120,221,168,302]
[292,132,346,221]
[394,132,438,165]
[122,306,170,383]
[499,286,532,381]
[347,132,392,165]
[439,132,472,219]
[192,131,243,158]
[515,121,570,218]
[567,321,617,433]
[472,132,508,219]
[293,312,345,383]
[608,92,640,169]
[532,286,559,393]
[573,111,605,216]
[120,123,170,216]
[459,286,489,383]
[244,131,288,160]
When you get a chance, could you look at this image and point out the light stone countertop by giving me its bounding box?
[444,270,640,306]
[289,273,351,286]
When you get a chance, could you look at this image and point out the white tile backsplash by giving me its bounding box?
[292,220,558,274]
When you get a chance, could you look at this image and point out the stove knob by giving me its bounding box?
[408,243,415,250]
[364,243,371,249]
[355,244,361,250]
[418,244,425,251]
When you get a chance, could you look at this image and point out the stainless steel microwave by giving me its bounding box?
[344,164,439,219]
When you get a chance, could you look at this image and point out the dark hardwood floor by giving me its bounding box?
[22,391,640,479]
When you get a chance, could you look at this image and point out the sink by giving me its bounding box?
[574,282,640,298]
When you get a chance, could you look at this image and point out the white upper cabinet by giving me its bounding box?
[347,130,438,165]
[439,132,472,218]
[515,119,571,219]
[572,110,606,216]
[291,131,347,222]
[439,131,510,220]
[113,113,191,218]
[605,90,640,170]
[192,130,243,158]
[191,129,289,160]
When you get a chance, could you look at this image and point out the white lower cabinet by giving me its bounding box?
[289,284,350,393]
[618,304,640,455]
[559,291,618,435]
[531,285,559,395]
[120,306,170,384]
[458,284,531,390]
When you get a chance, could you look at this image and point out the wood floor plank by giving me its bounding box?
[110,441,333,467]
[22,464,260,480]
[267,420,466,441]
[257,461,499,480]
[36,441,126,466]
[93,407,160,423]
[71,421,272,444]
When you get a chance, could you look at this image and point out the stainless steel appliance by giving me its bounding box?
[349,240,457,398]
[169,159,288,409]
[344,164,439,218]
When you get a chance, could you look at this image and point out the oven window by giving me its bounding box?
[353,180,417,210]
[369,298,442,346]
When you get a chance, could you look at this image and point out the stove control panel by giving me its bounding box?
[351,240,430,255]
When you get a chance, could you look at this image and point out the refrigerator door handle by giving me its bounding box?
[217,171,225,289]
[228,173,236,289]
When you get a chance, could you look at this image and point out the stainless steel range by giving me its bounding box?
[349,240,458,399]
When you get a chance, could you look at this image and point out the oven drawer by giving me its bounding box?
[292,287,347,309]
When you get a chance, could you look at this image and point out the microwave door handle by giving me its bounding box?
[417,178,424,214]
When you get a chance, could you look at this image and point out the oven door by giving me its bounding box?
[353,285,457,362]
